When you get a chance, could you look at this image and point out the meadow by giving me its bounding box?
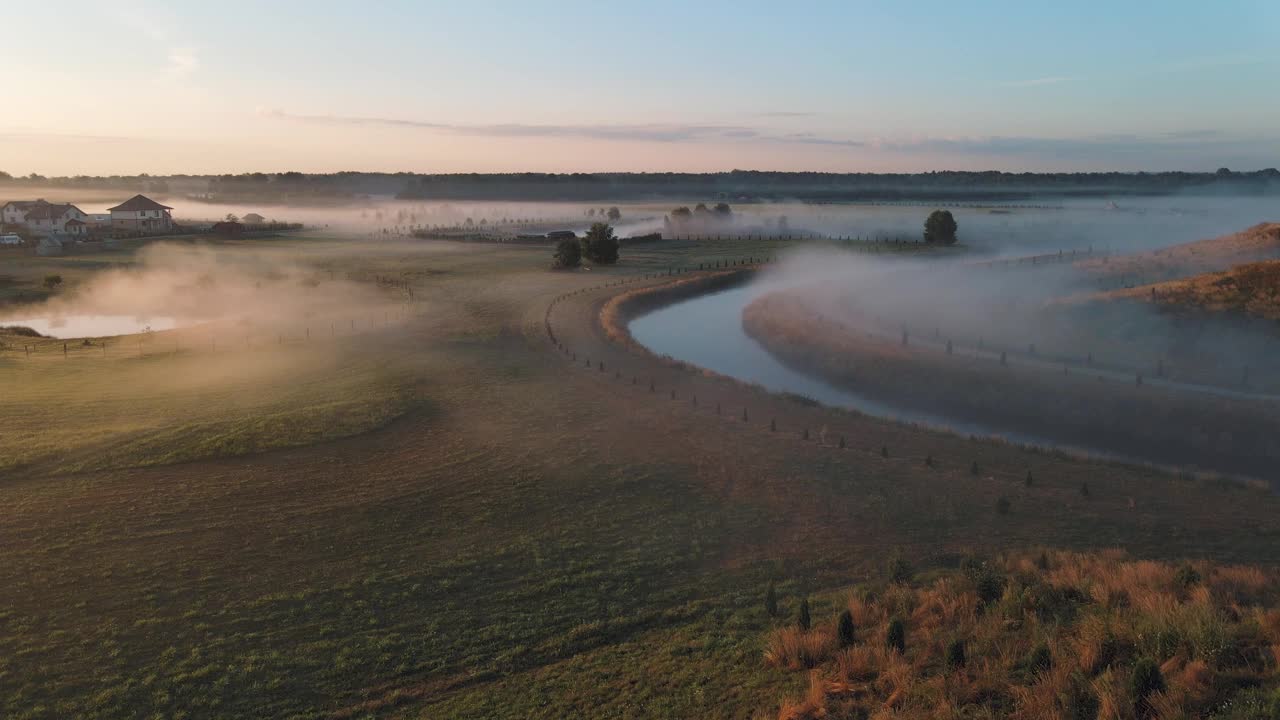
[1,229,1279,718]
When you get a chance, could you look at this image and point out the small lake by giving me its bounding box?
[0,315,180,339]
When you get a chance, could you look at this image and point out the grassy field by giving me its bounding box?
[1,231,1279,718]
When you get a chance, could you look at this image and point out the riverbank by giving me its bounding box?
[741,288,1280,483]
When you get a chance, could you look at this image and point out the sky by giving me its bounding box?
[4,0,1280,175]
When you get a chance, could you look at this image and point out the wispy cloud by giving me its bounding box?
[877,132,1280,166]
[259,109,863,147]
[1000,76,1070,88]
[114,3,199,79]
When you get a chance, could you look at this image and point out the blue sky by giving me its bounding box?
[5,0,1279,174]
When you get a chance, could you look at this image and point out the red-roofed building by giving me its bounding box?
[108,194,174,233]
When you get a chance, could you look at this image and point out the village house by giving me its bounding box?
[0,199,88,237]
[108,194,174,233]
[242,212,265,225]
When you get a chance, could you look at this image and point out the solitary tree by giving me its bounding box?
[713,202,732,217]
[924,209,958,244]
[581,222,619,264]
[606,206,621,221]
[553,237,581,268]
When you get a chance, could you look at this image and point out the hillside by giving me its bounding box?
[1077,223,1280,283]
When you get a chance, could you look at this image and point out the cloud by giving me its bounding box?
[258,109,863,147]
[875,132,1280,168]
[1000,76,1070,88]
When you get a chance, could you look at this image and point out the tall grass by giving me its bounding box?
[763,550,1280,720]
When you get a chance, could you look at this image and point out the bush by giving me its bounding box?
[553,237,581,268]
[797,597,811,630]
[1131,658,1166,717]
[946,639,967,669]
[1027,644,1053,675]
[996,496,1011,515]
[1176,564,1202,589]
[581,222,619,264]
[765,582,779,617]
[886,617,906,653]
[924,209,958,244]
[837,609,855,648]
[43,274,63,290]
[888,557,913,585]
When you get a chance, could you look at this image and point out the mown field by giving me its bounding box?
[1,231,1279,719]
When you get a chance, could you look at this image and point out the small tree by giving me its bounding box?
[553,237,581,268]
[924,209,958,244]
[606,206,621,221]
[837,609,855,648]
[886,617,906,653]
[797,597,811,630]
[713,202,732,216]
[764,582,779,617]
[43,274,63,290]
[581,222,619,264]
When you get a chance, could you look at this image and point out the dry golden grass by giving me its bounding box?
[762,550,1280,720]
[1076,222,1280,281]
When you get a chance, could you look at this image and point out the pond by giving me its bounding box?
[0,315,180,339]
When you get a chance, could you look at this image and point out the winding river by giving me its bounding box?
[629,282,1060,445]
[628,281,1275,486]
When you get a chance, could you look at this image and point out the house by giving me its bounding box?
[242,213,265,225]
[1,199,88,236]
[108,194,174,233]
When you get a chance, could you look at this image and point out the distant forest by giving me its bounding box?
[2,168,1278,203]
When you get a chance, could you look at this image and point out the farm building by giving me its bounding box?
[108,194,174,233]
[1,200,88,237]
[242,213,265,225]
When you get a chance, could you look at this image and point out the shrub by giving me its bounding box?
[553,237,581,268]
[1131,658,1166,717]
[43,274,63,290]
[946,638,966,669]
[1061,673,1101,720]
[1176,564,1203,589]
[974,569,1006,605]
[837,609,855,648]
[886,617,906,653]
[1027,644,1053,675]
[971,461,981,476]
[996,496,1011,515]
[765,582,779,618]
[888,557,913,585]
[798,597,811,630]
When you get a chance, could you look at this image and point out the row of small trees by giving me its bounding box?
[554,222,620,268]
